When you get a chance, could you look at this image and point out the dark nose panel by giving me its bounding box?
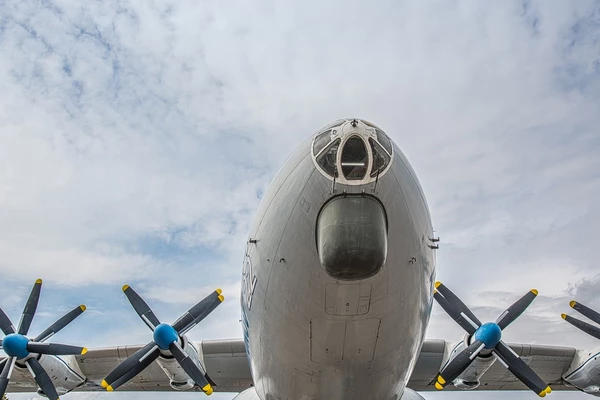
[317,196,387,280]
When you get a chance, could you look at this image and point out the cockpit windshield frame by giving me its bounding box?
[311,119,394,185]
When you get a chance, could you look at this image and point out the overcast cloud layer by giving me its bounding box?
[1,0,600,399]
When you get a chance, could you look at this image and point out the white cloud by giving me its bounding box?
[1,0,600,399]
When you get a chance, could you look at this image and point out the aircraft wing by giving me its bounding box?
[3,339,253,394]
[2,338,590,394]
[407,339,581,392]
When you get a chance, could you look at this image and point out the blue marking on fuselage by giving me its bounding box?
[241,301,253,376]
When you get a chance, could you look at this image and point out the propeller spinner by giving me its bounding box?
[0,279,87,400]
[101,285,224,394]
[433,281,552,397]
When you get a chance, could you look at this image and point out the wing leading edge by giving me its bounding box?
[0,339,589,394]
[408,339,578,392]
[2,339,252,394]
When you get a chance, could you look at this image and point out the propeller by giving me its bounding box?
[0,279,87,400]
[562,300,600,340]
[101,285,224,394]
[433,281,552,397]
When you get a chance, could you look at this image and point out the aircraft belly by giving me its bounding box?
[245,139,435,400]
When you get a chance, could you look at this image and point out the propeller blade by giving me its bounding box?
[494,341,551,397]
[109,346,160,391]
[496,290,538,330]
[169,341,213,394]
[26,357,60,400]
[435,282,482,327]
[122,285,161,330]
[434,291,478,335]
[18,279,43,335]
[33,305,86,343]
[562,313,600,340]
[172,289,224,335]
[435,339,485,389]
[570,301,600,325]
[0,357,15,399]
[27,342,87,356]
[102,341,158,391]
[0,308,15,335]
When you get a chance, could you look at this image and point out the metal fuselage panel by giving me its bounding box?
[242,138,435,400]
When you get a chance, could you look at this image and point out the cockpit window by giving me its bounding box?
[375,129,393,156]
[317,138,340,177]
[369,138,391,177]
[313,121,394,182]
[341,136,368,180]
[313,129,332,157]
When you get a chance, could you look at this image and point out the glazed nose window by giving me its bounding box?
[317,139,341,177]
[369,138,391,177]
[341,136,368,180]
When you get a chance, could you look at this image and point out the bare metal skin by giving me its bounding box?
[241,119,436,400]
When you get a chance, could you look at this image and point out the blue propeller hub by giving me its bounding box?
[2,333,30,359]
[474,322,502,349]
[153,323,179,351]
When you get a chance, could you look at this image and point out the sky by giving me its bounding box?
[1,0,600,399]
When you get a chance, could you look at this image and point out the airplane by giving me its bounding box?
[1,118,600,399]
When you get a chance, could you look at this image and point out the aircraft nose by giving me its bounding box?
[316,195,387,280]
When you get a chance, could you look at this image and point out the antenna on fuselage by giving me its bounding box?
[331,166,338,193]
[372,168,380,193]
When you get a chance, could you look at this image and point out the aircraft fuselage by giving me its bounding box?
[242,119,436,400]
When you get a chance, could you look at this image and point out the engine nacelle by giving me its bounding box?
[443,335,496,390]
[32,355,85,396]
[156,335,207,391]
[563,346,600,396]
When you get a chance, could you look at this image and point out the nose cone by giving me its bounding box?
[317,196,387,280]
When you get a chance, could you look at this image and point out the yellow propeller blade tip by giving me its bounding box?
[216,288,222,295]
[203,384,213,395]
[538,389,546,397]
[107,385,114,392]
[569,300,577,308]
[35,278,43,284]
[433,290,437,295]
[437,376,446,385]
[80,305,87,312]
[434,281,442,288]
[218,294,225,302]
[545,386,552,394]
[435,382,444,390]
[531,289,539,296]
[122,284,130,292]
[561,313,567,320]
[101,380,109,388]
[81,348,88,355]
